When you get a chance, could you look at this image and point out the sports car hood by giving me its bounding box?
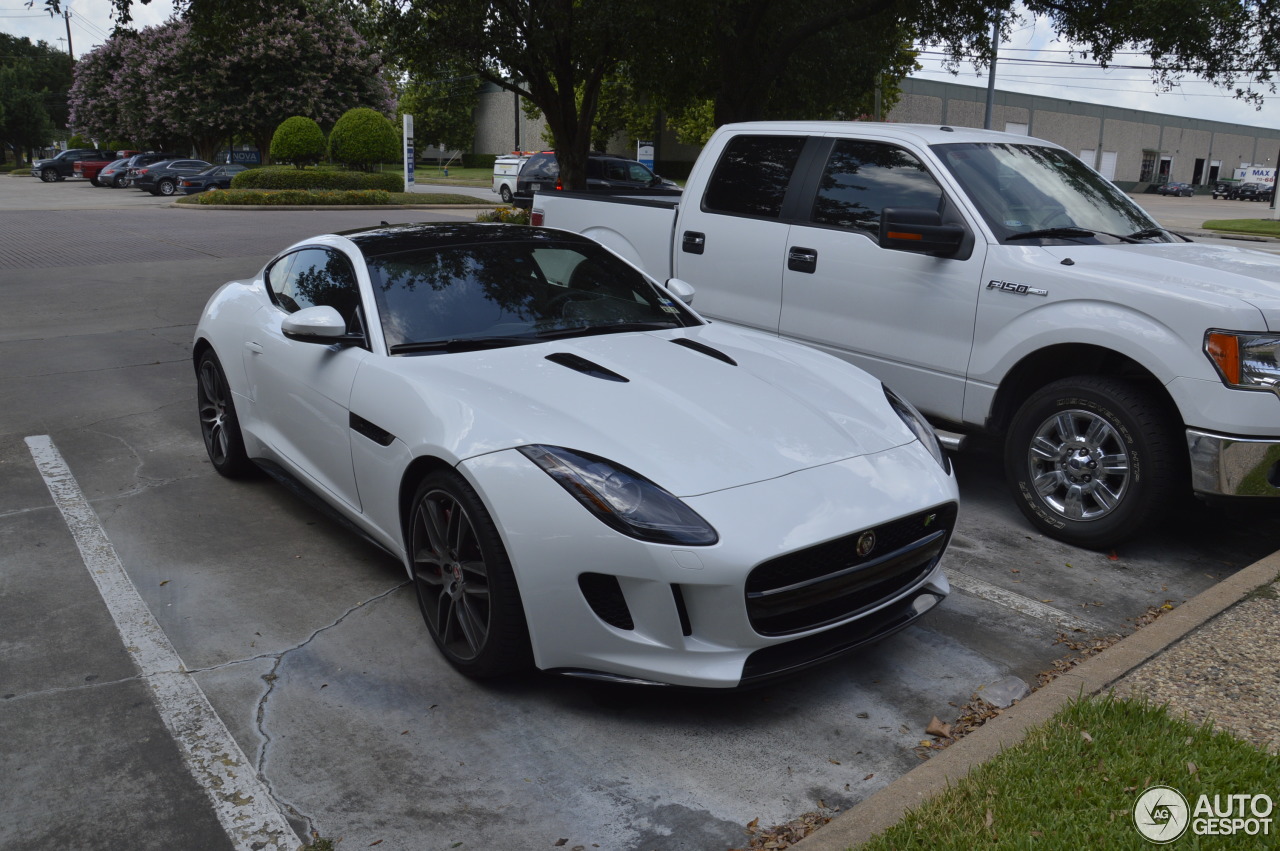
[1040,242,1280,329]
[368,325,919,497]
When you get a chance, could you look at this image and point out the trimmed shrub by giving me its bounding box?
[328,108,398,171]
[270,117,327,169]
[192,188,394,206]
[231,166,401,192]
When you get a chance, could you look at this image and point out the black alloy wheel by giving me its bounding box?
[196,350,256,478]
[408,470,531,678]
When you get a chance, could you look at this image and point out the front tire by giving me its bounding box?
[1005,376,1182,549]
[196,350,256,478]
[40,168,58,183]
[408,470,531,678]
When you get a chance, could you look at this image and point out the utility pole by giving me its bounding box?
[63,9,73,59]
[983,18,999,129]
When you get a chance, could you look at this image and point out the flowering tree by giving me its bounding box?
[69,6,391,162]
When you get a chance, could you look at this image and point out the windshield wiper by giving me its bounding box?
[1128,226,1192,243]
[1007,227,1140,244]
[389,336,529,354]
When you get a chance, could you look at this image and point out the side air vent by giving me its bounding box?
[545,352,629,382]
[670,337,737,366]
[579,573,634,630]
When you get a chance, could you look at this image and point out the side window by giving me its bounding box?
[703,135,805,219]
[267,248,362,329]
[810,140,943,233]
[604,161,627,181]
[628,163,654,182]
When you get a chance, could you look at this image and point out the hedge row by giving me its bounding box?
[231,167,402,191]
[192,188,394,206]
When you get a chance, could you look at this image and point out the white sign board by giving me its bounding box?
[403,114,415,192]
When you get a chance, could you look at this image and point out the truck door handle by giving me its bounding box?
[788,247,817,273]
[682,231,706,255]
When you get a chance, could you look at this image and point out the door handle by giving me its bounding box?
[245,341,264,354]
[682,231,706,255]
[788,247,818,273]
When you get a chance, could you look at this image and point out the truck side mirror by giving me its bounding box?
[879,208,965,256]
[665,278,696,305]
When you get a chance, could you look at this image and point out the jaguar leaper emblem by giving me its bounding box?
[856,531,877,557]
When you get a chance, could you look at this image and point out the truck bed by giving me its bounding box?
[535,189,682,279]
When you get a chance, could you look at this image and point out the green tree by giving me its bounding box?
[383,0,663,190]
[0,34,72,164]
[328,107,398,170]
[398,65,481,153]
[270,116,327,168]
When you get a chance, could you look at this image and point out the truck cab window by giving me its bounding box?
[810,141,943,232]
[703,135,805,219]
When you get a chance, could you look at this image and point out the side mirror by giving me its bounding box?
[665,278,696,305]
[879,208,965,256]
[282,305,359,344]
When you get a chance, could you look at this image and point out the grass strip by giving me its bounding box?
[859,693,1280,850]
[1202,218,1280,237]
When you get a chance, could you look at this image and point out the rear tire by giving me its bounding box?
[196,350,256,478]
[1005,376,1183,549]
[499,184,513,203]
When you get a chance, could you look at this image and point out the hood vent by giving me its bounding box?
[545,352,629,382]
[670,337,737,366]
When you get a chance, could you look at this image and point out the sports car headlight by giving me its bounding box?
[1205,331,1280,392]
[517,444,718,545]
[884,385,950,473]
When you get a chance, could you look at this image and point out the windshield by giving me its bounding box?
[933,142,1171,244]
[364,238,699,352]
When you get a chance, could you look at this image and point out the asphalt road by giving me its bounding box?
[3,175,1279,851]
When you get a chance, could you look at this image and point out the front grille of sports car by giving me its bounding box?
[744,502,957,636]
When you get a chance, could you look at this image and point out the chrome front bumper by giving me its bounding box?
[1188,429,1280,496]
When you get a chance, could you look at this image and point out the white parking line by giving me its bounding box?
[25,435,298,851]
[947,569,1104,634]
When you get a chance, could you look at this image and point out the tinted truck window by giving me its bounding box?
[703,135,805,218]
[810,140,943,232]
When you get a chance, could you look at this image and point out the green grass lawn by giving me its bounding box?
[858,694,1280,850]
[1202,218,1280,237]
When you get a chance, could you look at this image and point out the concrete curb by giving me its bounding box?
[794,549,1280,850]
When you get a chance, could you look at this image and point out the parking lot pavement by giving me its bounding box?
[4,185,1280,850]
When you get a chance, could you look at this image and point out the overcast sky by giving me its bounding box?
[4,1,1277,133]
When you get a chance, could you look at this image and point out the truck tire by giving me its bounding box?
[40,168,58,183]
[500,184,513,203]
[1005,376,1182,549]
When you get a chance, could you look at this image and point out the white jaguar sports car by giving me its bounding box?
[193,222,959,688]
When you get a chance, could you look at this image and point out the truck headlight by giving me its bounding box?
[1205,331,1280,391]
[883,386,950,473]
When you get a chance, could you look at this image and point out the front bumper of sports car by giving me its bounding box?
[461,441,957,688]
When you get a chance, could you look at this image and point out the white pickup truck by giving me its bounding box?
[534,121,1280,548]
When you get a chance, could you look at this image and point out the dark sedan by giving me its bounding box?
[127,158,212,196]
[95,159,133,188]
[177,164,248,194]
[1156,182,1194,197]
